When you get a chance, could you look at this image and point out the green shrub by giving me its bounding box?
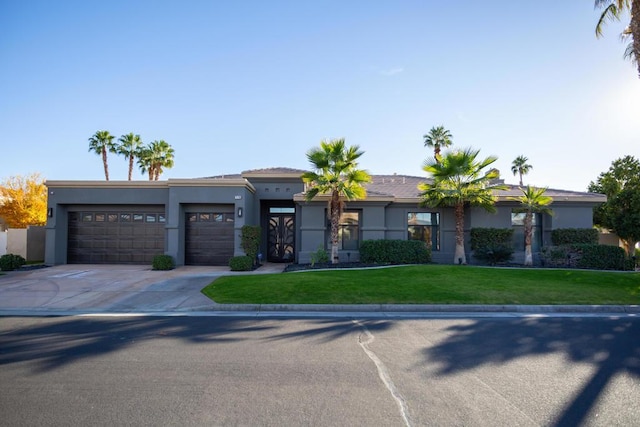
[240,225,261,265]
[470,228,514,265]
[152,254,175,270]
[0,254,26,271]
[359,240,431,264]
[472,245,514,265]
[571,244,626,270]
[229,255,253,271]
[540,246,570,267]
[310,246,329,266]
[541,244,626,270]
[551,228,598,245]
[470,228,514,250]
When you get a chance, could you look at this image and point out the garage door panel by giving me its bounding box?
[185,211,234,266]
[68,208,165,265]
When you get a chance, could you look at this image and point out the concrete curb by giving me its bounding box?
[205,303,640,313]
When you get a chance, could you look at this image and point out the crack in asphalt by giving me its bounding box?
[353,319,412,427]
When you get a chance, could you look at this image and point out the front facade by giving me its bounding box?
[44,168,606,266]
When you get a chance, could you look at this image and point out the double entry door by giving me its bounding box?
[267,207,295,262]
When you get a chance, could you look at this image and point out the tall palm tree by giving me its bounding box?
[595,0,640,77]
[88,130,115,180]
[511,186,553,266]
[419,148,507,264]
[511,155,533,186]
[301,138,371,264]
[116,133,143,180]
[423,126,453,162]
[137,140,175,180]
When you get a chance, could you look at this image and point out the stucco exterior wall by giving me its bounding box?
[7,228,27,258]
[0,230,7,256]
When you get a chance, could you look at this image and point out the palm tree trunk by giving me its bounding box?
[454,203,466,264]
[128,155,134,181]
[330,193,341,264]
[102,148,109,181]
[524,212,533,266]
[632,0,640,78]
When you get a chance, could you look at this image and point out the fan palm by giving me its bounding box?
[116,133,143,180]
[595,0,640,77]
[423,126,453,162]
[138,140,175,180]
[511,186,553,266]
[511,155,533,186]
[88,130,115,180]
[301,138,371,264]
[419,148,506,264]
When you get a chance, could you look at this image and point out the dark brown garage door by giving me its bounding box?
[68,210,165,264]
[185,212,235,266]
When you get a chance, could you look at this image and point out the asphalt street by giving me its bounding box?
[1,316,639,426]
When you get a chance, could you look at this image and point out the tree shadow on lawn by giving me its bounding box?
[424,317,640,427]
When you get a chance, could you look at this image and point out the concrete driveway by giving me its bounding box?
[0,264,284,314]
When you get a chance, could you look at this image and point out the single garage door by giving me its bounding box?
[185,211,235,266]
[68,209,165,264]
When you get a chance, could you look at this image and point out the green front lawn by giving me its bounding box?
[201,265,640,305]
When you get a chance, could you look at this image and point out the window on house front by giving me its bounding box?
[407,212,440,251]
[511,212,541,251]
[326,210,360,250]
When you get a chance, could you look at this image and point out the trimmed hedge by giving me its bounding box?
[152,254,175,270]
[470,228,514,265]
[229,255,253,271]
[359,240,431,264]
[0,254,26,271]
[551,228,598,245]
[541,244,627,270]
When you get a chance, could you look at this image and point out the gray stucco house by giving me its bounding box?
[44,167,605,266]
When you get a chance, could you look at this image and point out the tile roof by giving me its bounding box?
[199,167,605,203]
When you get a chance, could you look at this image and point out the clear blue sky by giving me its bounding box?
[1,1,638,191]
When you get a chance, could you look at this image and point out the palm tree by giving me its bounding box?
[88,130,115,180]
[511,155,533,186]
[419,148,507,264]
[116,133,143,180]
[137,140,175,180]
[595,0,640,78]
[423,126,453,162]
[301,138,371,264]
[511,186,553,266]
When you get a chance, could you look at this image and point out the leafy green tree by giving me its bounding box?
[88,130,115,180]
[116,133,143,180]
[595,0,640,77]
[511,155,533,186]
[301,138,371,264]
[138,140,175,180]
[589,155,640,254]
[511,186,553,266]
[419,148,506,264]
[423,126,453,162]
[0,173,47,228]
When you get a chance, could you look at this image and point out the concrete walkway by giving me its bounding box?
[0,264,638,317]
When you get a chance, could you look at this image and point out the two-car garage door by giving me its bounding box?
[67,207,235,265]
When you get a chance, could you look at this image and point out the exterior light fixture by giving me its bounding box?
[237,207,243,218]
[48,208,53,218]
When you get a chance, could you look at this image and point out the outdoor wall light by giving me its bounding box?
[47,208,53,218]
[237,207,243,218]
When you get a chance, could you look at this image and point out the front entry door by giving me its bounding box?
[267,213,295,262]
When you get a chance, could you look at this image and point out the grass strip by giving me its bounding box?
[201,265,640,305]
